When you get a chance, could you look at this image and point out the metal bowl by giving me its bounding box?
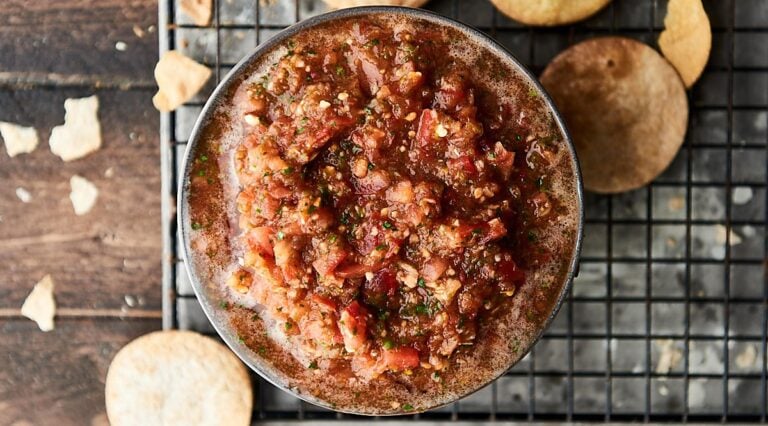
[179,6,583,415]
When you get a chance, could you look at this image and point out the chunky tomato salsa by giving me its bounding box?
[224,18,562,381]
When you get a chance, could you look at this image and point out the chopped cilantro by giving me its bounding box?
[308,205,317,214]
[276,231,285,241]
[295,127,306,135]
[417,278,426,288]
[382,339,394,350]
[351,144,363,154]
[284,322,293,330]
[308,361,318,369]
[414,304,429,315]
[335,65,345,76]
[472,228,483,235]
[366,38,380,48]
[258,346,266,355]
[328,234,338,243]
[515,134,522,142]
[191,222,203,230]
[382,221,394,230]
[219,300,229,310]
[199,154,208,162]
[197,169,206,177]
[375,243,387,251]
[282,166,294,175]
[367,163,375,170]
[402,403,414,411]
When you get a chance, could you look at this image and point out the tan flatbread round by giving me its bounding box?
[540,37,688,194]
[658,0,711,88]
[105,330,252,426]
[490,0,612,26]
[323,0,429,9]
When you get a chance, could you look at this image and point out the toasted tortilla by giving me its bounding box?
[105,330,252,426]
[21,275,56,332]
[153,51,212,112]
[490,0,612,26]
[658,0,711,88]
[49,96,102,162]
[540,37,688,193]
[180,0,212,26]
[323,0,429,8]
[0,122,39,157]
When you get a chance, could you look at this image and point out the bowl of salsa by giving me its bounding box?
[179,6,583,415]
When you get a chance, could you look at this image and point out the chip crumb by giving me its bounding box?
[115,41,127,51]
[105,167,115,178]
[69,175,99,216]
[732,187,753,205]
[735,344,757,369]
[0,122,39,157]
[152,51,212,112]
[49,96,102,162]
[132,25,145,38]
[180,0,212,26]
[15,187,31,203]
[21,275,56,332]
[655,339,682,374]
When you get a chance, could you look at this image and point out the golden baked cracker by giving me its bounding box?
[106,330,252,426]
[323,0,429,9]
[21,275,56,332]
[658,0,711,88]
[152,51,212,112]
[69,175,99,216]
[0,122,38,157]
[49,96,102,162]
[490,0,612,26]
[540,37,688,193]
[180,0,212,26]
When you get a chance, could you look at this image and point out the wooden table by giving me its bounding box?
[0,1,162,424]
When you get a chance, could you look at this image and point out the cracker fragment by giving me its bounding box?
[658,0,711,88]
[0,122,39,157]
[323,0,429,8]
[105,330,252,426]
[49,96,102,162]
[21,275,56,332]
[540,37,688,193]
[16,187,32,203]
[180,0,212,26]
[152,51,212,112]
[490,0,612,26]
[69,175,99,216]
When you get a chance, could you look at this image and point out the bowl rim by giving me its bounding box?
[178,5,584,416]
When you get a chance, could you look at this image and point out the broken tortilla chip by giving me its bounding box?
[180,0,212,26]
[152,51,212,112]
[106,331,252,426]
[490,0,612,26]
[323,0,428,8]
[658,0,711,88]
[540,37,688,193]
[21,275,56,332]
[49,96,102,162]
[69,175,99,215]
[0,122,39,157]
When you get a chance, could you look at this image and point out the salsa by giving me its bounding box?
[225,18,562,380]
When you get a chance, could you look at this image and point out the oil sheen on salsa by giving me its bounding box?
[227,19,559,380]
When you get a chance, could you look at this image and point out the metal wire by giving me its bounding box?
[160,0,768,422]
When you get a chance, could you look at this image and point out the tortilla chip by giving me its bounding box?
[49,96,102,162]
[490,0,612,26]
[658,0,711,88]
[540,37,688,193]
[0,122,39,157]
[180,0,212,26]
[21,275,56,332]
[152,51,212,112]
[69,175,99,215]
[323,0,428,8]
[105,331,252,426]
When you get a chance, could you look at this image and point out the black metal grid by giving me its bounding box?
[159,0,768,422]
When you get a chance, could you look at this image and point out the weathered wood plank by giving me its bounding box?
[0,88,162,311]
[0,317,161,426]
[0,0,158,86]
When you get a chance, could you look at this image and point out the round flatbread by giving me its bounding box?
[540,37,688,194]
[658,0,711,88]
[323,0,429,9]
[490,0,612,26]
[105,330,252,426]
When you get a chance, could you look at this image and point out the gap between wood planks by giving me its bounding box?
[0,71,155,90]
[0,307,162,319]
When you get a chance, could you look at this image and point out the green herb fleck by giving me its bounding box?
[382,221,394,230]
[472,228,483,235]
[258,346,266,355]
[276,231,285,241]
[375,243,387,251]
[417,278,426,288]
[335,65,345,76]
[414,304,429,315]
[191,222,203,230]
[366,38,380,48]
[295,127,306,135]
[515,134,522,142]
[308,361,318,369]
[197,169,206,177]
[402,403,414,411]
[282,166,294,175]
[308,205,317,214]
[219,300,229,310]
[328,234,338,243]
[285,322,293,330]
[199,154,208,162]
[367,163,375,170]
[382,339,394,350]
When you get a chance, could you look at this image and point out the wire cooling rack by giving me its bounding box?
[159,0,768,422]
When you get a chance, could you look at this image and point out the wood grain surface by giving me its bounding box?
[0,0,163,423]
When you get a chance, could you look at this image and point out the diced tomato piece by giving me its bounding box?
[312,244,349,276]
[362,268,398,308]
[457,219,507,244]
[245,227,274,257]
[335,262,384,278]
[339,301,369,353]
[416,109,436,147]
[381,347,420,371]
[355,170,390,195]
[311,294,338,312]
[447,155,477,175]
[421,256,448,282]
[497,257,525,289]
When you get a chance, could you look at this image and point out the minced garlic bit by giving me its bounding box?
[404,112,417,121]
[435,123,448,138]
[244,113,260,126]
[318,100,331,110]
[21,274,56,332]
[337,92,349,101]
